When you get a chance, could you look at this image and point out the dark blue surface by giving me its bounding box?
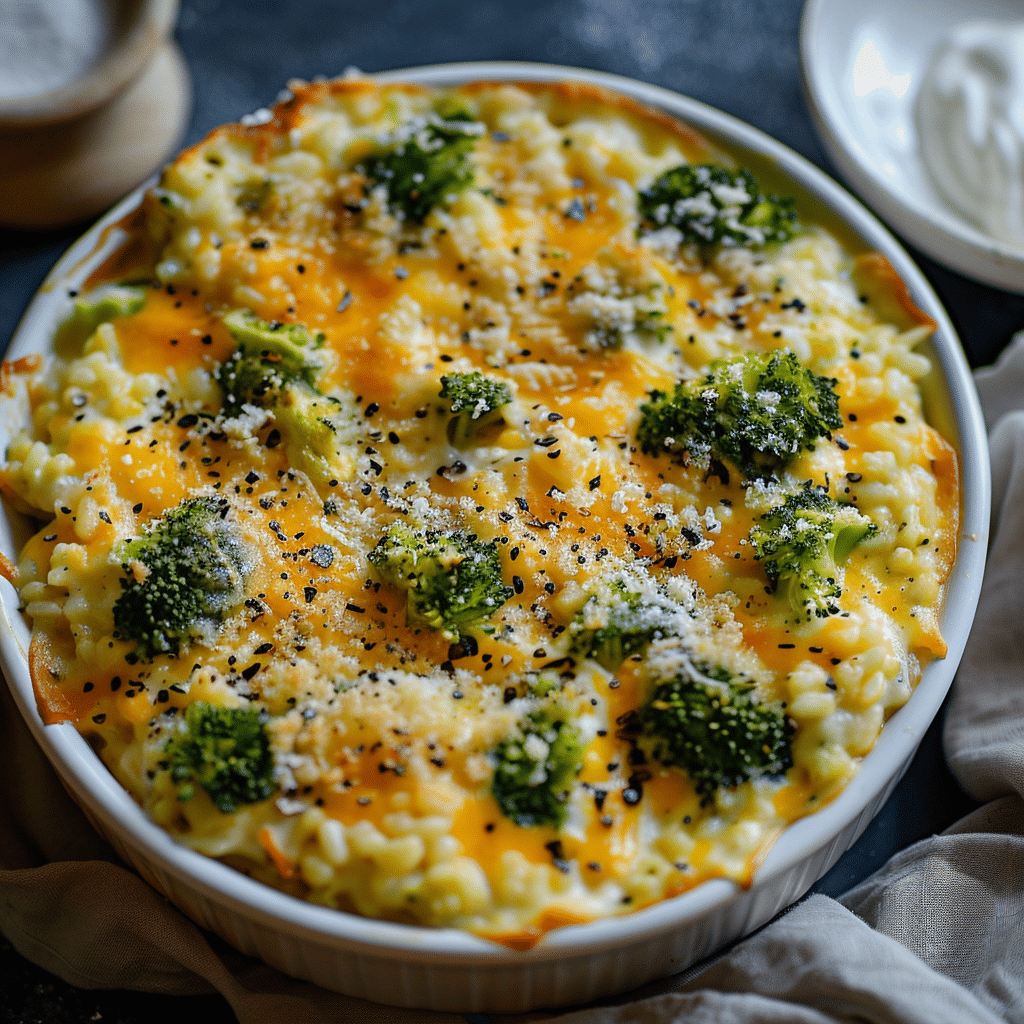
[0,1,1013,1020]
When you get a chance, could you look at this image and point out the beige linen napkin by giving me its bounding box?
[4,337,1024,1024]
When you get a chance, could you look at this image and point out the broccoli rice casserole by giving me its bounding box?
[0,78,959,948]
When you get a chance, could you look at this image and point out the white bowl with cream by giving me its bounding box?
[0,0,191,229]
[0,61,990,1013]
[800,0,1024,293]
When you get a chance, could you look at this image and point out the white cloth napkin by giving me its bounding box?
[4,337,1024,1024]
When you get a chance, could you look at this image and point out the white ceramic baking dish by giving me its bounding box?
[0,62,990,1014]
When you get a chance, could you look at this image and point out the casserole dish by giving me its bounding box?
[0,61,989,1012]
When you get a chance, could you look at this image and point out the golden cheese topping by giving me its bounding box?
[0,78,958,946]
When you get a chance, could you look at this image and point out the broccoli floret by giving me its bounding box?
[165,701,274,813]
[216,310,354,486]
[638,163,797,248]
[368,523,513,639]
[438,371,512,448]
[362,110,483,223]
[491,708,584,828]
[750,483,877,620]
[568,579,681,671]
[636,350,842,481]
[623,307,671,348]
[55,282,148,355]
[217,309,326,412]
[112,496,248,660]
[236,177,273,214]
[641,664,792,804]
[565,249,673,352]
[72,282,147,327]
[583,305,670,352]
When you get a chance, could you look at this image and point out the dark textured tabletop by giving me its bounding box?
[2,1,1021,1021]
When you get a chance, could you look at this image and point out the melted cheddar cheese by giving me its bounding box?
[0,78,958,944]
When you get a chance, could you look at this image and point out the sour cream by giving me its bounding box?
[916,21,1024,250]
[0,0,111,101]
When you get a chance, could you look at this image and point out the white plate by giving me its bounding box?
[800,0,1024,293]
[0,61,992,1013]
